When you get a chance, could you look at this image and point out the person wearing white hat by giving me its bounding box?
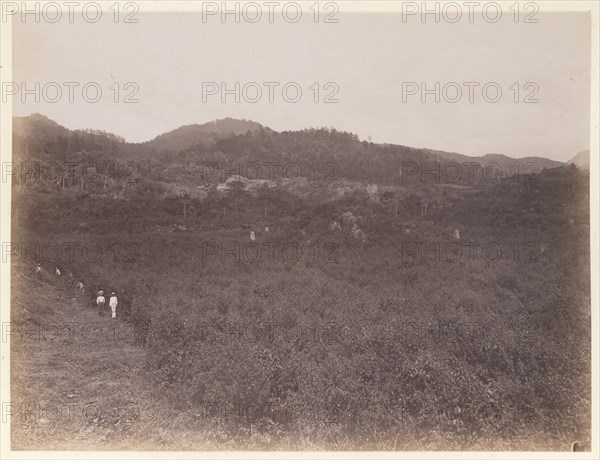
[109,292,118,319]
[96,290,106,316]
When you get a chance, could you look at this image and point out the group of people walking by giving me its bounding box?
[96,290,118,318]
[36,262,84,292]
[34,262,118,319]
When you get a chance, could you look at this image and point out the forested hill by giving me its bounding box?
[12,113,126,162]
[140,118,267,153]
[12,113,574,187]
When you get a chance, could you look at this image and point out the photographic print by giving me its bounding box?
[0,1,597,456]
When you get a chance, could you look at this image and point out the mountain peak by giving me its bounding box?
[568,150,590,170]
[145,118,267,151]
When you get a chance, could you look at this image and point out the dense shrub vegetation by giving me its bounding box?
[10,115,591,449]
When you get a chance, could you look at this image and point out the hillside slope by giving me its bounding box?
[141,118,267,152]
[568,150,590,170]
[13,115,570,187]
[10,265,251,450]
[431,150,565,173]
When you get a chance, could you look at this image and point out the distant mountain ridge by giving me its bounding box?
[568,150,590,170]
[12,114,580,186]
[143,118,267,152]
[430,149,565,172]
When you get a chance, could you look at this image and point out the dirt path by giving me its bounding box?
[10,269,152,449]
[9,268,230,450]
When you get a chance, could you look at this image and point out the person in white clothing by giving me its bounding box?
[109,292,118,319]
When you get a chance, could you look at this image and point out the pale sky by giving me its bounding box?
[11,10,591,161]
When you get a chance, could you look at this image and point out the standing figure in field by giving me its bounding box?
[55,267,61,276]
[77,282,84,292]
[35,263,42,280]
[96,290,106,316]
[109,292,118,319]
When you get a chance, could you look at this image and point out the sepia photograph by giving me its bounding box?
[0,0,598,457]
